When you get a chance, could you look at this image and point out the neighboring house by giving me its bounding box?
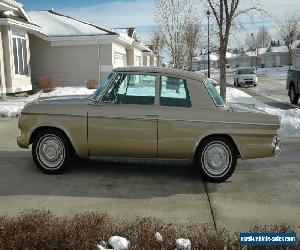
[28,11,155,87]
[112,29,158,67]
[191,52,236,71]
[260,46,289,68]
[293,44,300,69]
[0,0,41,94]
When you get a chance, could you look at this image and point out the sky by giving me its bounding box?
[22,0,300,48]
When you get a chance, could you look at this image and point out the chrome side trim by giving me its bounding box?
[158,118,278,127]
[88,115,277,126]
[88,115,157,121]
[21,112,86,117]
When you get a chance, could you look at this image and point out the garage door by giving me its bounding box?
[114,53,126,68]
[135,56,142,66]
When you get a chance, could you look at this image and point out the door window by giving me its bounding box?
[103,74,156,105]
[160,76,191,107]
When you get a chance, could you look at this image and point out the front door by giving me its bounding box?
[88,73,158,158]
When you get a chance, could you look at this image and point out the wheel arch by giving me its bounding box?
[193,134,241,160]
[29,126,76,153]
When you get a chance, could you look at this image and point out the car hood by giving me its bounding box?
[22,95,89,115]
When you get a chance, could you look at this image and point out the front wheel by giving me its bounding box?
[196,137,237,182]
[32,129,71,174]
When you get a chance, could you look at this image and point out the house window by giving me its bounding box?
[114,52,126,67]
[12,36,28,76]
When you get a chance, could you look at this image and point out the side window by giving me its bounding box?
[103,74,156,105]
[160,76,191,107]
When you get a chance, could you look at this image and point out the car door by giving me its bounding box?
[88,73,158,158]
[157,75,194,159]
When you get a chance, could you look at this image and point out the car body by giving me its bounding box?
[234,67,257,87]
[17,67,280,182]
[286,69,300,104]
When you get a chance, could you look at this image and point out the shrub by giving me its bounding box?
[38,75,55,93]
[0,209,298,250]
[86,80,98,89]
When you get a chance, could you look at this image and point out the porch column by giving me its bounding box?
[0,28,6,96]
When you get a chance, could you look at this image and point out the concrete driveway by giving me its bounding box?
[0,117,299,233]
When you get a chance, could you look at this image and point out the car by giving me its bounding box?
[234,67,258,87]
[286,69,300,104]
[17,67,281,182]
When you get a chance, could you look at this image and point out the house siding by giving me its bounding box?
[30,35,114,87]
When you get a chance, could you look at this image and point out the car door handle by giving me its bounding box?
[145,114,158,118]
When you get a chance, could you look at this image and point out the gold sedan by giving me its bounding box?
[17,67,280,182]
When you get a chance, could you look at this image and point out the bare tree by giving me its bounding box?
[150,30,165,67]
[278,13,300,69]
[206,0,263,101]
[154,0,196,68]
[256,26,271,48]
[184,21,201,69]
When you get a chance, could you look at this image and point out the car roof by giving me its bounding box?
[113,66,204,81]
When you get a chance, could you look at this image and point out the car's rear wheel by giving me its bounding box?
[289,84,299,104]
[236,79,241,87]
[196,137,237,182]
[32,129,71,174]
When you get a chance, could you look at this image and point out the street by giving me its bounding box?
[0,117,299,233]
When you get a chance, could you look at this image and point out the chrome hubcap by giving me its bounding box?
[202,142,231,177]
[38,135,65,169]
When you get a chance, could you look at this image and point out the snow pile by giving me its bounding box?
[0,87,94,117]
[256,66,288,78]
[175,238,191,250]
[108,236,130,250]
[223,87,300,138]
[155,232,163,242]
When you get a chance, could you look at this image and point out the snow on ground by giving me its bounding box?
[256,66,288,78]
[0,87,94,117]
[223,87,300,138]
[175,238,191,250]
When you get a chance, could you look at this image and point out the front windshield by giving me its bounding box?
[238,68,255,74]
[204,79,225,107]
[90,73,116,101]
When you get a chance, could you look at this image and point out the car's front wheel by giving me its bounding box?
[289,84,299,104]
[196,137,237,182]
[32,129,71,174]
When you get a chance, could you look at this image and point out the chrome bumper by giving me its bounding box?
[273,137,281,157]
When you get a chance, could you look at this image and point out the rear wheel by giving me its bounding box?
[236,79,241,87]
[289,84,299,104]
[196,137,237,182]
[32,129,71,174]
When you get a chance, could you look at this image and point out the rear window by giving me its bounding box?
[204,79,225,107]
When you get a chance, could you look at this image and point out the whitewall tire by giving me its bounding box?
[32,129,71,174]
[196,137,237,182]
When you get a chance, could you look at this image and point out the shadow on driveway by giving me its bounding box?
[0,151,218,199]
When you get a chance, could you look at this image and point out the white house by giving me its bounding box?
[28,10,155,87]
[0,0,41,94]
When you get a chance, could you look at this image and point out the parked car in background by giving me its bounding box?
[287,69,300,104]
[17,67,280,182]
[234,67,257,87]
